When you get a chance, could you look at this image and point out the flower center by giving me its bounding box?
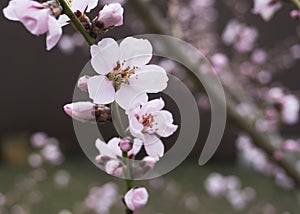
[107,61,138,90]
[136,113,157,134]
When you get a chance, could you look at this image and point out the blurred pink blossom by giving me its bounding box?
[281,95,299,125]
[85,183,118,214]
[252,0,282,21]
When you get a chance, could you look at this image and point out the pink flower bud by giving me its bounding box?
[119,139,132,152]
[142,156,156,168]
[77,75,90,91]
[105,160,123,176]
[64,102,96,122]
[124,187,149,211]
[96,3,124,29]
[290,10,300,20]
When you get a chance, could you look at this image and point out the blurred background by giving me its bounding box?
[1,0,300,213]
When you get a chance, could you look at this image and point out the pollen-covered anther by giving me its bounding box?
[107,61,138,90]
[141,113,154,128]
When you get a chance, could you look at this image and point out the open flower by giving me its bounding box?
[58,0,98,26]
[252,0,282,21]
[128,98,178,159]
[88,37,168,110]
[3,0,62,50]
[124,187,149,211]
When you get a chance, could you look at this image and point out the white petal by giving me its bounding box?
[144,134,164,160]
[3,0,19,21]
[58,14,70,27]
[129,116,144,139]
[139,98,165,115]
[129,65,168,93]
[71,0,98,12]
[87,75,115,104]
[95,139,117,158]
[153,110,178,137]
[46,15,62,51]
[91,38,119,75]
[115,86,148,110]
[119,37,152,67]
[107,137,122,157]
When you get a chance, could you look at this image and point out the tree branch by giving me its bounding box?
[131,0,300,187]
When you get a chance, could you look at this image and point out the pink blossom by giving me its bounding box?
[283,139,300,152]
[124,187,149,211]
[3,0,62,50]
[252,0,282,21]
[88,37,168,110]
[95,3,124,29]
[58,0,98,26]
[127,98,178,159]
[85,183,118,214]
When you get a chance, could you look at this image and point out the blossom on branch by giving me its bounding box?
[87,37,168,110]
[3,0,62,50]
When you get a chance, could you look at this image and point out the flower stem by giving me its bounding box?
[123,151,134,214]
[291,0,300,10]
[57,0,96,45]
[111,102,126,138]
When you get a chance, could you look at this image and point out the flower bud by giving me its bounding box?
[119,139,132,152]
[92,3,123,33]
[64,102,111,123]
[105,160,123,176]
[64,102,96,122]
[124,187,149,211]
[77,75,90,91]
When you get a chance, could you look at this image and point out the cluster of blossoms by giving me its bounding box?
[204,173,256,211]
[236,135,295,189]
[29,132,64,167]
[66,36,178,211]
